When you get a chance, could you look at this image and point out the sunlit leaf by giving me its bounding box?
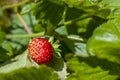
[87,18,120,64]
[0,50,36,73]
[55,26,68,35]
[0,65,59,80]
[66,57,118,80]
[21,3,35,14]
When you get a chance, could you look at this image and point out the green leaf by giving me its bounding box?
[75,56,120,77]
[7,28,30,55]
[0,40,13,63]
[47,54,67,80]
[64,0,92,12]
[65,0,110,19]
[99,0,120,8]
[65,7,87,34]
[48,55,64,71]
[87,18,120,64]
[32,0,64,35]
[64,7,106,37]
[55,26,68,35]
[0,65,59,80]
[98,0,120,18]
[0,16,11,32]
[0,46,9,62]
[85,16,106,38]
[21,3,35,14]
[95,8,110,19]
[1,41,13,56]
[65,7,86,21]
[10,28,30,45]
[108,8,120,18]
[0,50,36,73]
[0,30,5,43]
[0,49,67,80]
[66,57,118,80]
[64,39,88,57]
[33,0,64,26]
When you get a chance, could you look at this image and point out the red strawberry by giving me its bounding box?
[28,38,54,64]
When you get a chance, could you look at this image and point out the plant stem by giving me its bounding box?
[6,32,44,39]
[3,0,29,9]
[57,14,92,27]
[16,13,32,34]
[67,35,84,41]
[64,15,92,25]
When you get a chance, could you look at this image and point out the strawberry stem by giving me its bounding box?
[16,13,32,34]
[6,32,44,38]
[67,35,84,41]
[2,0,29,9]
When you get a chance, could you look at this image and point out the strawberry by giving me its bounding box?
[28,38,54,64]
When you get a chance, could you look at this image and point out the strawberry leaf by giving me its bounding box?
[0,50,36,73]
[64,0,110,19]
[0,47,9,62]
[0,30,5,43]
[98,0,120,18]
[0,65,59,80]
[66,57,118,80]
[48,55,68,80]
[33,0,64,26]
[64,39,88,57]
[87,18,120,64]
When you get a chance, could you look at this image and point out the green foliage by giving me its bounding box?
[0,30,5,43]
[0,47,9,62]
[64,38,88,57]
[33,0,64,26]
[0,0,120,80]
[87,18,120,64]
[66,57,118,80]
[0,65,59,80]
[0,50,30,73]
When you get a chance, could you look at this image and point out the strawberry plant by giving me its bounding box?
[0,0,120,80]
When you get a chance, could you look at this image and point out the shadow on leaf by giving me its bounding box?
[47,55,64,71]
[77,56,120,77]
